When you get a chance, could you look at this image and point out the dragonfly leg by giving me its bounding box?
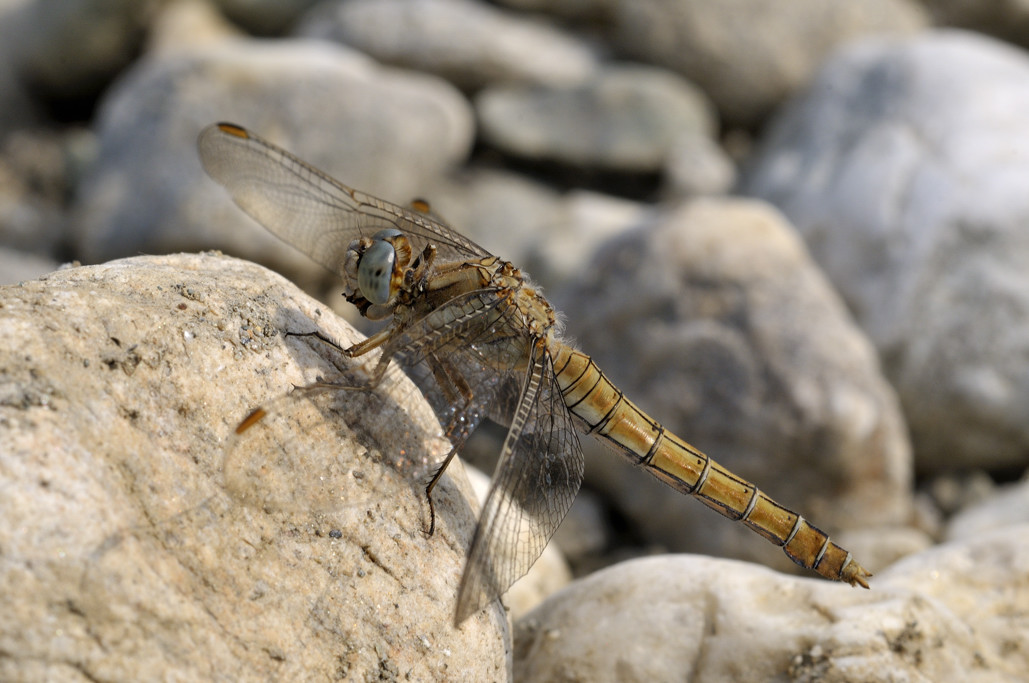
[343,325,395,358]
[286,328,343,348]
[419,353,478,536]
[423,444,461,536]
[287,329,394,390]
[286,330,347,370]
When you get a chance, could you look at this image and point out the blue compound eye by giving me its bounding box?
[357,238,397,305]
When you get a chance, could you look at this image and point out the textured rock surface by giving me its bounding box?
[513,536,1028,682]
[8,3,1029,681]
[0,254,510,681]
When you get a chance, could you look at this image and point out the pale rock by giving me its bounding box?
[428,170,649,293]
[522,190,651,290]
[297,0,597,90]
[148,0,245,55]
[69,39,473,286]
[663,131,737,198]
[832,524,934,578]
[611,0,928,126]
[556,198,913,575]
[422,167,562,276]
[476,64,715,172]
[0,253,510,681]
[945,477,1029,542]
[514,534,1029,682]
[741,31,1029,473]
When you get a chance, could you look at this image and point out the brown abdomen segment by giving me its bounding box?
[550,344,871,588]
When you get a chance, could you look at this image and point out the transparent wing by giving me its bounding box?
[196,122,490,271]
[385,288,522,445]
[371,293,584,624]
[226,288,525,522]
[454,340,584,624]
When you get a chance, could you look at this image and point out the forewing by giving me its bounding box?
[197,122,490,273]
[454,341,583,624]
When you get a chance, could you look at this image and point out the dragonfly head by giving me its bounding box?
[344,229,414,317]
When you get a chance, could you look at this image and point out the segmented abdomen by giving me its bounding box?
[549,343,871,588]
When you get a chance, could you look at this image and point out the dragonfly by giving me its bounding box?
[197,122,871,624]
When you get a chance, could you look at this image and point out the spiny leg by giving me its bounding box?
[286,329,347,364]
[287,326,390,357]
[285,328,394,391]
[424,445,461,536]
[421,352,478,536]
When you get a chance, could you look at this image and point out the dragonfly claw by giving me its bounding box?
[422,492,437,537]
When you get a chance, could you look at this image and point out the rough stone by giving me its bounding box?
[297,0,597,90]
[741,31,1029,473]
[513,535,1028,682]
[69,39,473,285]
[476,64,715,172]
[0,253,510,681]
[610,0,928,127]
[556,198,913,575]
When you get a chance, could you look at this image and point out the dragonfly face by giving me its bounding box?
[343,228,421,319]
[198,121,871,626]
[354,229,404,305]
